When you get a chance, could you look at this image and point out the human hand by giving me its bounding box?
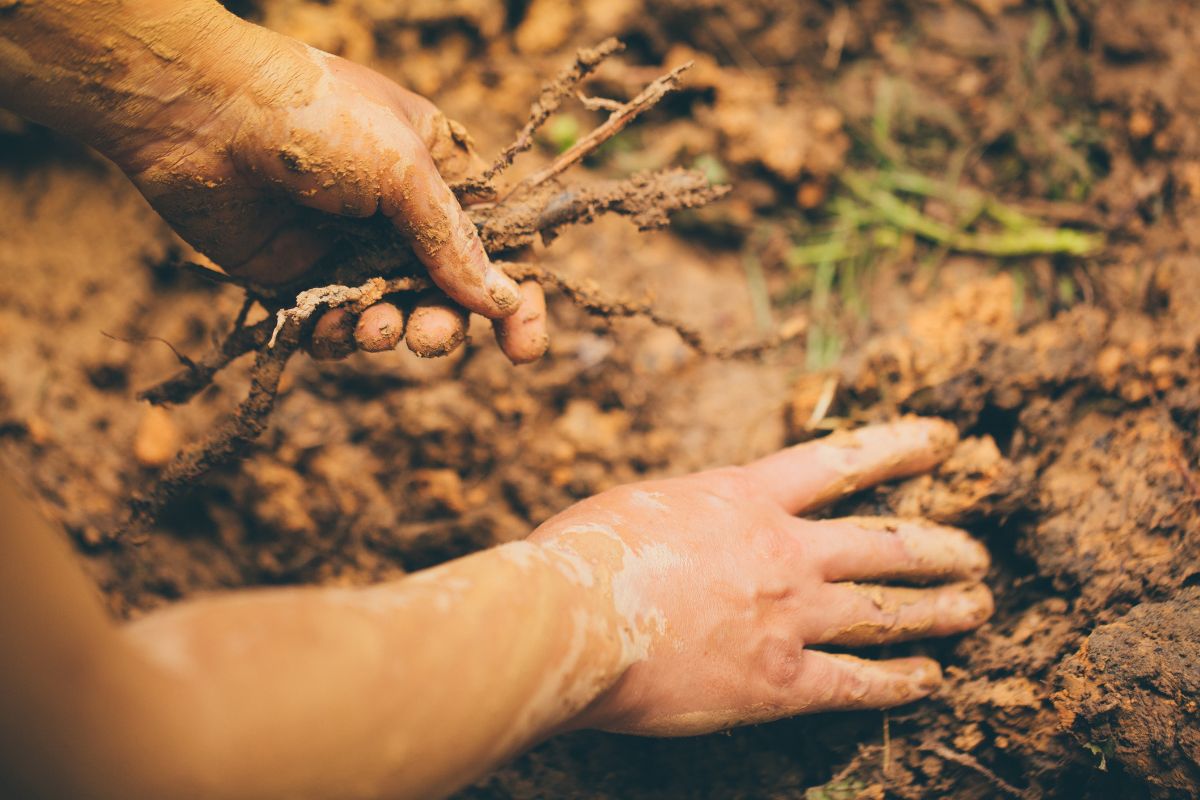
[529,417,992,736]
[108,19,548,364]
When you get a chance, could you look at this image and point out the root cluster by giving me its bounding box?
[126,40,794,533]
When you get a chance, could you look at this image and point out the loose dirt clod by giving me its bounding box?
[133,405,181,468]
[1054,589,1200,798]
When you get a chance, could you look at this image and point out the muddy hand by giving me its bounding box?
[529,417,993,736]
[74,8,546,364]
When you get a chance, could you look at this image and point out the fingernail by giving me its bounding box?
[484,270,521,313]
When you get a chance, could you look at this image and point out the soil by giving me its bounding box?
[3,1,1200,798]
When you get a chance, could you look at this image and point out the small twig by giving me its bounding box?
[921,743,1025,798]
[349,168,728,276]
[882,710,892,779]
[482,38,624,182]
[542,167,725,235]
[806,375,839,429]
[499,261,798,360]
[231,294,255,331]
[502,61,694,200]
[577,92,626,112]
[102,331,196,371]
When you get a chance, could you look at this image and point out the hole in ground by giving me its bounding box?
[966,404,1021,456]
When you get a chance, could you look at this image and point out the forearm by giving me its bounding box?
[0,476,214,799]
[2,471,628,799]
[0,0,303,167]
[122,541,629,800]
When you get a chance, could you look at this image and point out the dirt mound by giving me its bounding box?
[1057,589,1200,797]
[796,258,1200,797]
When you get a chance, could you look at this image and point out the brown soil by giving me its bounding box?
[3,1,1200,798]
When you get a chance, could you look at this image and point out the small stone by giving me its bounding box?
[134,405,181,468]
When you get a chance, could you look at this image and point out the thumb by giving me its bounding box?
[377,123,521,319]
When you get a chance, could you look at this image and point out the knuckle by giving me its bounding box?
[757,635,804,691]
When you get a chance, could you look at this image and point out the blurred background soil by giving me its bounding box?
[3,0,1200,797]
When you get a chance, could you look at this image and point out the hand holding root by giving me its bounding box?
[529,418,994,734]
[127,40,793,534]
[297,259,548,365]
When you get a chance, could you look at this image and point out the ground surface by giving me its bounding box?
[2,1,1199,798]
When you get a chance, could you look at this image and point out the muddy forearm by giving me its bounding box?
[0,0,281,166]
[2,470,628,799]
[121,541,630,800]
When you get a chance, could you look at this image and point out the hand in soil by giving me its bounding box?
[530,417,993,736]
[0,1,548,364]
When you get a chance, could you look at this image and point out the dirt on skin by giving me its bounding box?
[2,1,1200,798]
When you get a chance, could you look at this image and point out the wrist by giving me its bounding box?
[525,531,645,733]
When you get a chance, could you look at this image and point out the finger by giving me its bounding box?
[617,653,943,735]
[809,581,993,647]
[354,302,406,352]
[493,281,549,364]
[380,125,521,319]
[406,295,469,358]
[802,517,990,584]
[307,307,357,361]
[790,652,943,714]
[743,417,958,515]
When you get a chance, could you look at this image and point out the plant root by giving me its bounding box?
[126,318,302,533]
[481,38,624,184]
[139,315,276,407]
[919,743,1025,798]
[499,60,693,200]
[499,261,802,359]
